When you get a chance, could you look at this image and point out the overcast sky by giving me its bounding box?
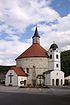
[0,0,70,65]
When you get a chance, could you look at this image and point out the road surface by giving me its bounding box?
[0,86,70,105]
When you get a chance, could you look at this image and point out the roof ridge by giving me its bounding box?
[16,43,48,60]
[9,66,28,76]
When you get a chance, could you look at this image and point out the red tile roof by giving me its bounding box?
[16,43,48,60]
[10,67,27,76]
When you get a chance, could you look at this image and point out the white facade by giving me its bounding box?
[51,71,64,86]
[44,71,64,86]
[48,48,61,71]
[44,43,64,86]
[5,70,18,86]
[18,76,27,87]
[5,70,27,87]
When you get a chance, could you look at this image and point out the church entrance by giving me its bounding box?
[37,75,44,87]
[56,79,59,86]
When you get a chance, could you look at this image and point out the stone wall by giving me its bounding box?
[16,57,49,86]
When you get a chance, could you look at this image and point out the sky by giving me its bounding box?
[0,0,70,65]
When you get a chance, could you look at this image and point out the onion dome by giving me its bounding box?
[50,43,58,50]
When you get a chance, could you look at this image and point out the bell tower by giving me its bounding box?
[48,42,61,71]
[32,26,40,44]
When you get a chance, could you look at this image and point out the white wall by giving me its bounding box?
[5,70,18,86]
[48,48,61,71]
[50,71,64,86]
[5,70,27,87]
[44,71,64,86]
[18,76,27,87]
[44,73,50,86]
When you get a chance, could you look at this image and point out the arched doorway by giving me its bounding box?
[56,79,59,86]
[52,79,54,86]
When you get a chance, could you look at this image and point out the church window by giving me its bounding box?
[52,79,54,86]
[56,64,58,68]
[50,50,52,52]
[26,68,29,73]
[56,79,59,86]
[56,54,58,59]
[50,54,52,59]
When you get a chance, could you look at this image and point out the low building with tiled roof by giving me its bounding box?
[5,67,27,87]
[9,67,28,76]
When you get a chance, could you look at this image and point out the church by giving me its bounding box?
[5,26,64,87]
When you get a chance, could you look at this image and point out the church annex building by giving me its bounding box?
[5,27,64,87]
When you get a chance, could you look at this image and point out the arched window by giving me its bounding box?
[50,54,52,59]
[56,79,59,86]
[52,79,54,86]
[56,54,58,59]
[56,64,59,68]
[50,50,52,52]
[26,68,29,73]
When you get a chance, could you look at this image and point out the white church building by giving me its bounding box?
[5,67,27,87]
[5,27,64,87]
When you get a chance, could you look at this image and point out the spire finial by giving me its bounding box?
[32,26,40,38]
[32,26,40,44]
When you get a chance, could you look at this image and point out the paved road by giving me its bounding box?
[0,92,70,105]
[0,86,70,105]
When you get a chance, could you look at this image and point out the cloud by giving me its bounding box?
[38,13,70,51]
[0,38,31,65]
[0,0,59,33]
[52,14,70,31]
[0,0,70,65]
